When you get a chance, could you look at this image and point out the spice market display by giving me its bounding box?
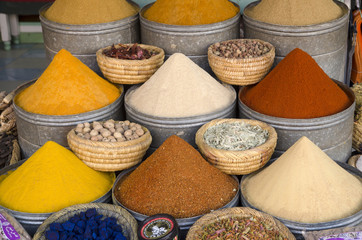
[1,0,362,239]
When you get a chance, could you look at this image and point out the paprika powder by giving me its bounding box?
[240,48,352,119]
[114,135,237,219]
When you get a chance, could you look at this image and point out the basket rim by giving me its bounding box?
[33,203,138,240]
[96,43,165,64]
[186,206,296,240]
[195,118,277,155]
[208,38,275,63]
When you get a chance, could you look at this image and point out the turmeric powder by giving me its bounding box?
[0,141,115,213]
[15,49,121,115]
[44,0,139,25]
[143,0,239,25]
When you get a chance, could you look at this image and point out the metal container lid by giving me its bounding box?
[138,214,179,240]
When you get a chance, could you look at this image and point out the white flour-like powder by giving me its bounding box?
[126,53,236,118]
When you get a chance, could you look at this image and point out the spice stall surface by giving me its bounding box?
[0,0,361,239]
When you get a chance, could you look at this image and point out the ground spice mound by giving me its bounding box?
[240,48,352,119]
[0,141,115,213]
[242,136,362,223]
[15,49,120,115]
[44,0,138,25]
[144,0,239,25]
[115,135,238,218]
[244,0,344,26]
[127,53,235,118]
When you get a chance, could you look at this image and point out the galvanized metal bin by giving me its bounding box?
[238,81,355,162]
[0,160,113,236]
[112,166,240,231]
[39,2,140,73]
[243,1,349,83]
[240,161,362,238]
[140,2,241,73]
[125,85,236,149]
[13,80,125,158]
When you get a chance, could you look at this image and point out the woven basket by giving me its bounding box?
[96,43,165,85]
[67,124,152,172]
[186,207,296,240]
[195,118,277,175]
[353,120,362,152]
[33,203,138,240]
[208,39,275,86]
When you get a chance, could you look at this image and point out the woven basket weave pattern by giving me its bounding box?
[96,44,165,84]
[186,207,296,240]
[67,125,152,172]
[33,203,138,240]
[208,39,275,86]
[195,118,277,175]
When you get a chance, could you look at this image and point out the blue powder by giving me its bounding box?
[45,208,127,240]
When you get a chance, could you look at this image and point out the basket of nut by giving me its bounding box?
[96,43,165,85]
[208,39,275,86]
[67,119,152,172]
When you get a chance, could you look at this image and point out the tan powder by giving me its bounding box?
[244,0,344,26]
[242,136,362,223]
[126,53,236,118]
[44,0,138,25]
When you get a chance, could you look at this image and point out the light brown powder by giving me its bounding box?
[244,0,344,26]
[242,136,362,223]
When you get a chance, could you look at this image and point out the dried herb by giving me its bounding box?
[203,122,269,151]
[198,216,287,240]
[103,43,158,60]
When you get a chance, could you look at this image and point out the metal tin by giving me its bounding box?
[139,2,241,73]
[0,160,113,236]
[243,1,349,83]
[138,214,179,240]
[125,84,236,149]
[112,166,240,231]
[39,2,140,73]
[238,80,355,162]
[13,80,125,158]
[240,161,362,237]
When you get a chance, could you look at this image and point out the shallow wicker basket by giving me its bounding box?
[33,203,138,240]
[96,43,165,84]
[186,207,296,240]
[195,118,277,175]
[67,123,152,172]
[208,39,275,86]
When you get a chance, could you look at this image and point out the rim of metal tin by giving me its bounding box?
[243,1,349,35]
[125,84,236,127]
[39,1,140,32]
[239,160,362,234]
[0,159,114,218]
[112,166,240,230]
[139,2,240,34]
[12,79,124,126]
[238,80,355,129]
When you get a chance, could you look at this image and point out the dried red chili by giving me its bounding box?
[114,135,238,219]
[103,43,158,60]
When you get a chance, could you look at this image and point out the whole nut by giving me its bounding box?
[90,129,98,137]
[101,129,111,138]
[124,129,133,137]
[135,128,144,136]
